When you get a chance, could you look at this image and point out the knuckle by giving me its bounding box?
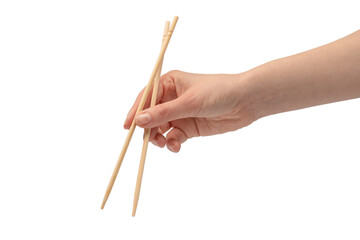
[138,86,146,98]
[171,69,181,76]
[165,70,182,81]
[156,104,168,118]
[169,69,181,76]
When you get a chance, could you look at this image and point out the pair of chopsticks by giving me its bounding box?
[101,16,179,216]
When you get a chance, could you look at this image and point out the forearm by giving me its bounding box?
[247,30,360,119]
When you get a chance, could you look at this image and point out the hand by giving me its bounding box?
[123,31,360,153]
[123,70,258,152]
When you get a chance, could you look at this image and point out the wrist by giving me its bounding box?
[240,62,278,121]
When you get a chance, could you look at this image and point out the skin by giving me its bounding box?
[123,30,360,153]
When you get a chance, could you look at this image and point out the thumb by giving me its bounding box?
[135,97,189,128]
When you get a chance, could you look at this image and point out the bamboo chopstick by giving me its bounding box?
[132,21,170,217]
[101,16,178,210]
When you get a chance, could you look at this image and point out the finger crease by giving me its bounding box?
[193,118,201,137]
[175,127,189,140]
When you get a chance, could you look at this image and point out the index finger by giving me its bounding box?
[123,80,165,129]
[123,87,146,129]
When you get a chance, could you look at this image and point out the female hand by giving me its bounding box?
[123,70,258,152]
[123,30,360,153]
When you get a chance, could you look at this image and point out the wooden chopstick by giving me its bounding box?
[101,16,178,210]
[132,21,170,217]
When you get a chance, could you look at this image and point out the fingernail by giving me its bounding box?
[152,141,159,147]
[136,112,151,125]
[168,143,175,152]
[126,110,133,120]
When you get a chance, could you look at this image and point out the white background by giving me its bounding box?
[0,0,359,239]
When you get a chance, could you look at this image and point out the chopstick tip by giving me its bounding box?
[101,196,108,209]
[132,204,138,216]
